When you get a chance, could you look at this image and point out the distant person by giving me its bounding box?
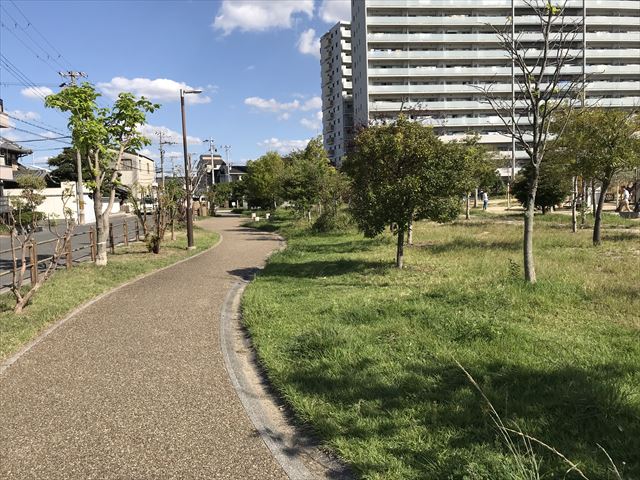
[621,187,631,212]
[482,191,489,211]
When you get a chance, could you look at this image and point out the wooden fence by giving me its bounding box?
[0,218,141,287]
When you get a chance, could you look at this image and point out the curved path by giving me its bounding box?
[0,215,287,479]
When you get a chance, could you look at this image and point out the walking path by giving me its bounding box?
[0,215,288,479]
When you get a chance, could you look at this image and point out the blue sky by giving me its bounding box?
[0,0,350,168]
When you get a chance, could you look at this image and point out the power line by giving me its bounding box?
[0,54,53,102]
[0,5,67,71]
[0,82,58,87]
[5,126,72,144]
[11,136,71,142]
[5,113,66,136]
[0,20,59,74]
[8,0,74,70]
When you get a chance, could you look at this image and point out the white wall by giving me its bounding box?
[5,181,121,224]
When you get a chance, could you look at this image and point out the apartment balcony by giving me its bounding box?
[367,32,637,45]
[0,111,9,129]
[367,16,638,28]
[368,48,640,61]
[365,0,637,10]
[368,65,639,79]
[367,81,640,95]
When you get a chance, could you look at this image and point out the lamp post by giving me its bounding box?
[180,88,202,249]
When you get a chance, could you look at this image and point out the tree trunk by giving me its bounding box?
[474,188,478,208]
[523,169,539,284]
[580,178,587,227]
[407,217,413,246]
[465,192,470,220]
[593,178,610,246]
[591,179,596,217]
[396,226,405,269]
[571,176,577,233]
[93,189,108,266]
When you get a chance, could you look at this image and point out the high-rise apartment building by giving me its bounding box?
[322,0,640,169]
[321,22,354,166]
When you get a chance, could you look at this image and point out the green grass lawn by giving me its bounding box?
[0,227,219,359]
[243,211,640,480]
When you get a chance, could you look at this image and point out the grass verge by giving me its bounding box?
[0,227,219,359]
[242,211,640,479]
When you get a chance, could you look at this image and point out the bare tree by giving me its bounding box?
[475,0,585,283]
[3,177,76,313]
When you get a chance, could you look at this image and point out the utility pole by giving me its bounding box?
[156,131,177,189]
[221,144,231,183]
[203,138,216,187]
[59,70,88,225]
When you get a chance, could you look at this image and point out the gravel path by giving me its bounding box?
[0,215,287,479]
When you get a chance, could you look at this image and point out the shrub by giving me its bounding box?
[312,209,353,233]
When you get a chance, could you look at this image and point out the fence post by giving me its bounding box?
[30,240,38,284]
[135,221,140,242]
[89,228,97,262]
[123,221,129,246]
[109,223,115,254]
[66,237,73,270]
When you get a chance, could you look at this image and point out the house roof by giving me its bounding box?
[0,137,32,156]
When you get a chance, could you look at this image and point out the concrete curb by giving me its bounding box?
[0,233,224,377]
[219,238,353,480]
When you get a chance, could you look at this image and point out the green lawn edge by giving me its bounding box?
[241,210,640,480]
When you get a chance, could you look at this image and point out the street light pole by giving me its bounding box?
[180,88,202,250]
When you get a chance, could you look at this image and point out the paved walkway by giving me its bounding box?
[0,215,287,479]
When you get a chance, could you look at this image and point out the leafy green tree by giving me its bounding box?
[344,116,463,268]
[456,135,499,219]
[282,137,334,221]
[206,182,232,215]
[244,151,285,209]
[45,84,158,265]
[553,108,640,245]
[512,151,572,214]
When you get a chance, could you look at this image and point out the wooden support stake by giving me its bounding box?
[89,228,97,262]
[66,238,73,270]
[30,241,38,284]
[109,223,115,254]
[135,222,140,242]
[123,222,129,246]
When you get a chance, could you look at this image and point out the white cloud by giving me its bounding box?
[318,0,351,23]
[297,29,320,59]
[300,111,323,131]
[258,137,310,154]
[97,77,211,104]
[244,96,321,118]
[213,0,313,34]
[20,86,54,100]
[138,124,202,145]
[245,96,300,113]
[7,110,41,121]
[301,96,322,111]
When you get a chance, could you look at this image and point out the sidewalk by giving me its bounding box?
[0,215,287,479]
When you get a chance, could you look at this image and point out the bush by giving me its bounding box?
[312,210,353,233]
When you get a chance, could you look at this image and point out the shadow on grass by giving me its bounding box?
[278,348,640,479]
[417,237,520,254]
[262,259,389,279]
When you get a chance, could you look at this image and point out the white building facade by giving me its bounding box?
[340,0,640,170]
[321,21,355,166]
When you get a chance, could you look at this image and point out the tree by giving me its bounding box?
[206,182,232,215]
[48,148,86,182]
[512,151,572,214]
[2,175,75,313]
[477,2,585,283]
[282,137,334,221]
[244,151,284,209]
[45,84,158,266]
[344,116,462,268]
[554,108,640,245]
[456,135,499,220]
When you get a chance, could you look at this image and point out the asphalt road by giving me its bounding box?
[0,214,286,479]
[0,214,141,291]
